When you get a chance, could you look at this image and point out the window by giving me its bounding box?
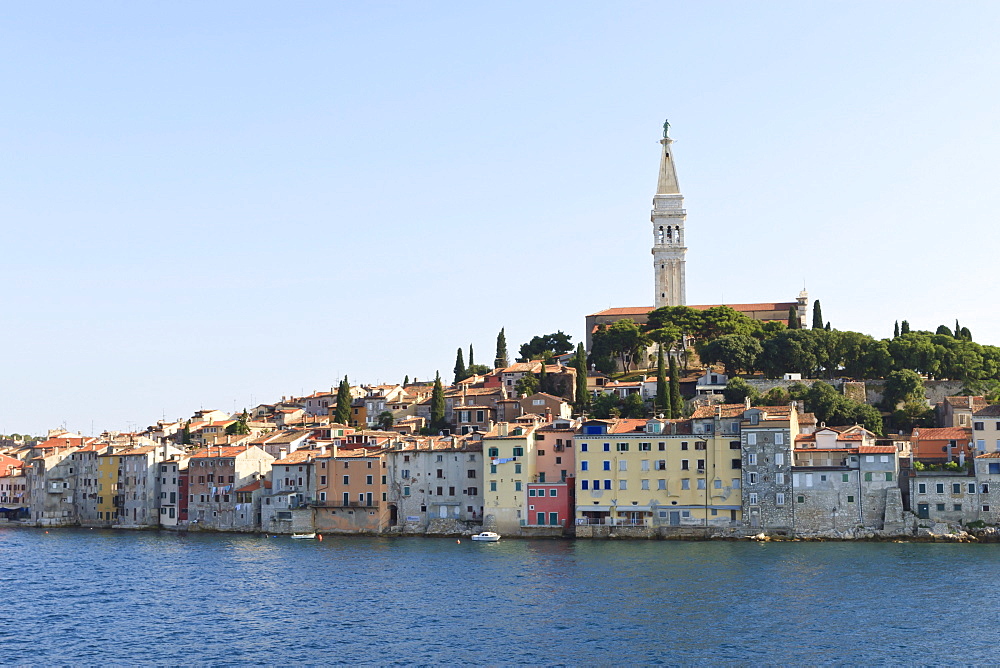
[619,461,627,472]
[512,447,524,457]
[514,481,522,492]
[697,479,706,490]
[681,442,688,450]
[775,473,785,485]
[975,422,985,430]
[985,505,991,512]
[581,480,589,490]
[468,487,478,496]
[490,481,497,492]
[681,479,690,490]
[775,433,784,445]
[864,472,872,482]
[616,443,629,452]
[695,442,706,451]
[936,483,944,493]
[775,453,784,466]
[732,478,741,489]
[969,483,977,494]
[603,461,611,471]
[529,489,536,497]
[886,472,894,482]
[747,454,757,465]
[619,480,627,490]
[936,503,945,511]
[983,484,990,494]
[639,442,651,451]
[697,459,705,470]
[847,495,855,503]
[748,472,758,485]
[514,464,522,474]
[714,479,722,489]
[641,479,650,490]
[366,475,373,485]
[954,504,962,512]
[797,495,805,503]
[843,474,850,483]
[641,460,650,471]
[658,442,666,451]
[681,459,689,470]
[603,480,612,490]
[953,483,962,494]
[748,492,758,504]
[580,443,588,452]
[657,479,666,490]
[731,459,741,469]
[991,463,1000,475]
[776,492,785,505]
[603,443,610,452]
[581,461,589,471]
[730,441,741,450]
[747,434,757,446]
[488,447,498,457]
[403,486,410,496]
[548,488,557,497]
[490,465,497,474]
[656,460,666,470]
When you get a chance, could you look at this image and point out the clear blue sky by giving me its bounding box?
[3,2,1000,435]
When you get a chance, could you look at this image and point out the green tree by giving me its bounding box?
[894,321,900,338]
[430,372,447,432]
[622,392,647,418]
[225,410,251,435]
[812,300,824,329]
[591,393,622,419]
[403,375,409,386]
[757,386,790,406]
[518,331,573,361]
[698,334,763,374]
[574,342,589,409]
[882,369,925,411]
[467,364,491,376]
[335,376,352,425]
[656,346,668,414]
[591,319,649,372]
[901,320,911,335]
[453,347,467,383]
[468,344,475,368]
[936,325,953,337]
[515,373,539,397]
[960,326,972,341]
[787,306,800,329]
[538,361,549,394]
[723,377,759,405]
[495,328,509,368]
[668,356,683,418]
[376,411,394,431]
[180,421,192,445]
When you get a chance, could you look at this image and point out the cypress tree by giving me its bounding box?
[656,346,668,415]
[494,328,509,369]
[901,320,910,335]
[181,421,192,445]
[812,300,823,329]
[335,376,352,425]
[538,359,548,395]
[430,371,446,432]
[403,375,409,386]
[894,321,900,338]
[574,342,589,409]
[955,319,961,339]
[454,347,466,383]
[468,344,475,368]
[787,306,799,329]
[668,356,683,419]
[825,322,831,331]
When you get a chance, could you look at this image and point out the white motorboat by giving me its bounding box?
[471,531,501,542]
[291,533,317,539]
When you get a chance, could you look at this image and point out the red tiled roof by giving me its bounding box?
[912,428,972,441]
[977,452,1000,459]
[858,445,897,454]
[609,419,651,434]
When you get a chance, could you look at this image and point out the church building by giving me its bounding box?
[586,121,808,349]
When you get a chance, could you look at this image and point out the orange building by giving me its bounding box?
[911,427,973,463]
[313,447,389,533]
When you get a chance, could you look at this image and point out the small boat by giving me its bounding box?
[471,531,501,542]
[291,533,317,539]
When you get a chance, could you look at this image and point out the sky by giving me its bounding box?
[3,2,1000,436]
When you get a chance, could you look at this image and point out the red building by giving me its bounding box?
[526,480,574,530]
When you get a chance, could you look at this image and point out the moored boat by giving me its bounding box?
[291,533,317,539]
[471,531,501,542]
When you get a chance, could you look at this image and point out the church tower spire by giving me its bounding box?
[651,119,687,308]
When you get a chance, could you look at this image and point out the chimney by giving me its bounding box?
[279,447,287,460]
[545,408,552,422]
[969,396,974,409]
[499,423,509,437]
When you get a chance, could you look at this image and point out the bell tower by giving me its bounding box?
[651,120,686,308]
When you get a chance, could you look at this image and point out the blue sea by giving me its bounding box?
[0,528,996,664]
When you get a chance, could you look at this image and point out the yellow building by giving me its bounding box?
[482,418,541,534]
[96,452,121,526]
[574,415,743,529]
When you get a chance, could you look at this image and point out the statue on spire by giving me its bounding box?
[662,119,670,139]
